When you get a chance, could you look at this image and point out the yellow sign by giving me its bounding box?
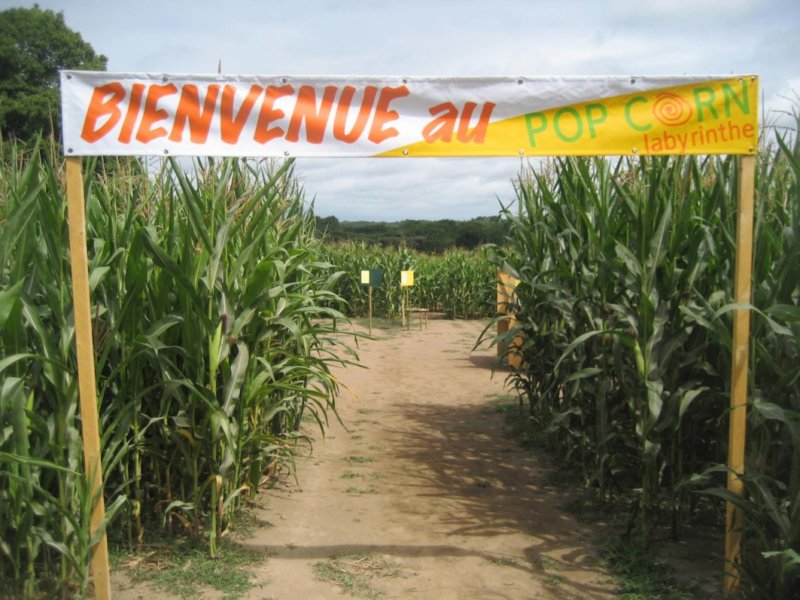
[361,270,370,284]
[400,270,414,287]
[383,77,757,157]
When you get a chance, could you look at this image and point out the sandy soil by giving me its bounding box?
[114,317,619,599]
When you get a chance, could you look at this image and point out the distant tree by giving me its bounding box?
[0,5,107,141]
[455,222,481,248]
[315,216,509,251]
[315,215,340,237]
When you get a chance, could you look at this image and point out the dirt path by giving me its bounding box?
[240,318,616,599]
[114,318,618,599]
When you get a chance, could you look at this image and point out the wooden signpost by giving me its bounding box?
[400,270,414,329]
[725,155,756,591]
[65,157,111,600]
[361,269,383,335]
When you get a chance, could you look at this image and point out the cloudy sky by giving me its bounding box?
[5,0,799,220]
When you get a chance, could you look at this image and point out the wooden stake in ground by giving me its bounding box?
[406,288,411,330]
[724,154,756,593]
[66,157,111,600]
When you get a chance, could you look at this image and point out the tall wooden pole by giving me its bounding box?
[66,157,111,600]
[724,154,756,593]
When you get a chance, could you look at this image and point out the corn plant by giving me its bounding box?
[489,113,798,596]
[1,143,352,596]
[319,242,495,320]
[708,120,800,598]
[1,142,126,597]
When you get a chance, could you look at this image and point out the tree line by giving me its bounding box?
[314,215,509,252]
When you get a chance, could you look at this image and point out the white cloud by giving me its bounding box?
[298,158,520,220]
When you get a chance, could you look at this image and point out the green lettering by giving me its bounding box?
[722,81,750,117]
[625,97,651,132]
[585,103,607,138]
[553,107,582,143]
[693,87,718,122]
[525,112,547,147]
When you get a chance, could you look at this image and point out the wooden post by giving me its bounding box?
[404,288,410,330]
[368,285,373,336]
[724,154,756,593]
[497,270,509,357]
[497,271,523,369]
[66,157,111,600]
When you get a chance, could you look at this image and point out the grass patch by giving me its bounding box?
[343,471,384,480]
[601,541,696,599]
[228,505,272,539]
[345,485,379,494]
[351,434,365,440]
[545,573,566,585]
[122,539,263,599]
[313,553,403,599]
[535,556,567,588]
[539,556,563,571]
[343,455,375,465]
[489,557,521,567]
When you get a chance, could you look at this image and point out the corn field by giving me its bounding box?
[490,117,799,597]
[320,242,495,320]
[2,124,797,598]
[0,144,351,597]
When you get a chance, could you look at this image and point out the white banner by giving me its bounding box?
[60,72,758,157]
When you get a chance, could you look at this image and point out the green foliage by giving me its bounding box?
[0,6,107,141]
[127,540,262,599]
[488,116,799,596]
[315,215,509,252]
[320,242,495,320]
[0,145,350,597]
[313,553,403,599]
[601,541,695,599]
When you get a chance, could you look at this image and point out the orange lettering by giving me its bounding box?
[254,84,294,144]
[333,86,377,143]
[80,82,125,142]
[220,84,263,144]
[422,102,458,143]
[136,84,178,143]
[169,84,220,143]
[118,83,145,143]
[456,102,494,143]
[286,85,338,144]
[369,85,409,144]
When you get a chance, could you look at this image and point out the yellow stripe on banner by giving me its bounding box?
[380,76,758,157]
